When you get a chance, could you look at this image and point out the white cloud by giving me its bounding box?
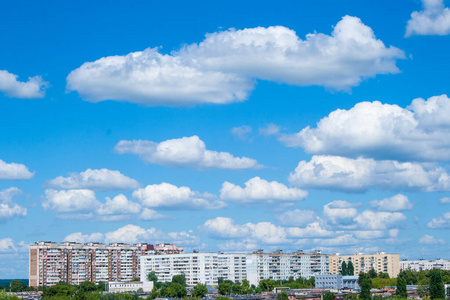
[352,231,386,239]
[313,234,359,246]
[286,222,334,238]
[354,210,406,230]
[231,126,252,140]
[0,187,27,221]
[133,182,226,210]
[67,16,403,105]
[323,200,358,226]
[0,70,48,99]
[427,212,450,228]
[47,168,139,191]
[139,208,172,220]
[275,209,317,226]
[371,194,413,211]
[259,123,281,136]
[0,159,34,180]
[96,194,141,215]
[280,95,450,162]
[0,238,16,252]
[440,197,450,204]
[64,232,104,243]
[418,234,446,244]
[201,217,250,239]
[220,177,308,204]
[42,189,100,213]
[288,155,450,192]
[406,0,450,36]
[115,135,261,170]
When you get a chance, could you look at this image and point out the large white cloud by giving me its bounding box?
[280,95,450,162]
[139,208,172,221]
[371,194,413,211]
[323,200,359,226]
[42,189,100,213]
[115,135,261,170]
[0,70,48,99]
[406,0,450,36]
[96,194,141,215]
[0,188,27,221]
[275,209,317,226]
[67,16,403,105]
[354,210,406,230]
[133,182,226,210]
[288,155,450,192]
[0,159,34,180]
[220,177,308,204]
[286,222,334,238]
[47,168,139,191]
[427,212,450,228]
[418,234,445,244]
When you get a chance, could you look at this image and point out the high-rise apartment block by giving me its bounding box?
[29,241,183,288]
[140,252,247,286]
[400,259,450,271]
[246,250,329,285]
[329,252,400,278]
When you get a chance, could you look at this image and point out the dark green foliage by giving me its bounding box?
[171,274,186,287]
[10,280,25,292]
[147,271,158,282]
[341,262,348,275]
[378,272,389,279]
[258,279,276,291]
[192,283,208,298]
[218,282,233,295]
[372,295,383,300]
[347,261,354,276]
[79,281,97,293]
[358,272,372,300]
[215,297,231,300]
[368,268,378,279]
[323,291,335,300]
[276,291,289,300]
[396,273,408,298]
[429,269,445,300]
[160,282,186,298]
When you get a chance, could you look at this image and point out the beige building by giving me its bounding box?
[329,252,400,278]
[29,241,183,288]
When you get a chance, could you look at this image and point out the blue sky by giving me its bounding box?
[1,0,450,278]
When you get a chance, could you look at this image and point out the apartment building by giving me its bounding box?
[29,241,183,288]
[400,259,450,271]
[140,252,247,286]
[246,250,329,286]
[329,252,400,278]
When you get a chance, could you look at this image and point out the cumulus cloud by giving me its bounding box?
[286,222,334,238]
[427,212,450,228]
[275,209,317,226]
[201,217,250,238]
[115,136,261,170]
[406,0,450,36]
[440,197,450,204]
[281,95,450,162]
[42,189,100,213]
[371,194,413,211]
[231,126,252,140]
[418,234,446,244]
[133,182,226,210]
[323,200,359,226]
[67,16,403,105]
[0,238,16,252]
[64,224,200,245]
[354,210,406,230]
[47,168,139,191]
[220,177,308,204]
[0,159,34,180]
[96,194,141,215]
[259,123,281,136]
[0,70,49,99]
[139,208,172,220]
[0,187,27,221]
[288,155,450,192]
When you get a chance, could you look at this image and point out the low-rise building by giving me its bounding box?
[330,252,400,278]
[108,281,153,293]
[315,275,359,290]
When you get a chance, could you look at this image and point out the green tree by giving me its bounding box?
[396,274,408,298]
[9,280,25,292]
[347,262,354,276]
[147,271,158,282]
[323,291,335,300]
[215,297,231,300]
[276,291,289,300]
[429,269,445,300]
[192,283,208,298]
[171,274,186,287]
[218,282,232,295]
[378,272,389,279]
[368,268,378,279]
[79,281,97,293]
[259,279,276,292]
[341,261,348,275]
[358,272,372,300]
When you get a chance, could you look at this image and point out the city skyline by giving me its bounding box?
[1,0,450,278]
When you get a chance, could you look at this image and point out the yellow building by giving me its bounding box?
[329,252,400,278]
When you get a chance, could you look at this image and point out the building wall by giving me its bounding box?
[400,259,450,271]
[330,253,400,278]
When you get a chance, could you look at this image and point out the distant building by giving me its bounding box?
[246,250,329,286]
[400,259,450,271]
[29,241,183,288]
[108,281,153,293]
[316,274,359,290]
[140,252,247,286]
[329,252,400,278]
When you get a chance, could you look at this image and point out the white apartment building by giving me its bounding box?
[246,250,329,286]
[140,252,247,286]
[400,259,450,271]
[330,252,400,278]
